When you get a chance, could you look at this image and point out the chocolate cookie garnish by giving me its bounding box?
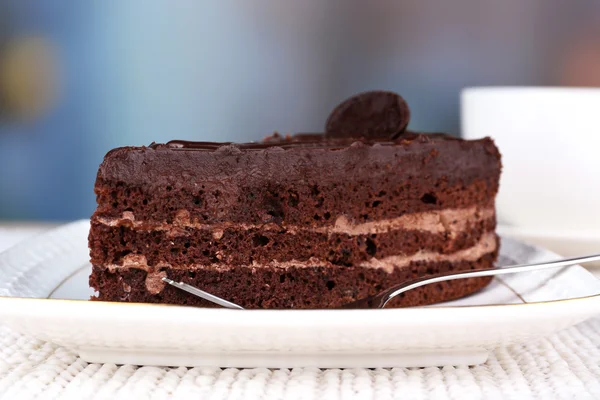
[325,91,410,140]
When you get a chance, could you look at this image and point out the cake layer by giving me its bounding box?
[93,134,501,226]
[94,178,497,227]
[99,231,496,274]
[89,208,496,267]
[90,252,497,309]
[94,203,495,235]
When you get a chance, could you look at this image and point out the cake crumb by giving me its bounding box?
[174,209,191,225]
[145,270,167,294]
[122,211,135,221]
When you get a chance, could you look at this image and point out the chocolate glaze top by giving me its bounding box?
[100,90,501,191]
[149,131,458,152]
[100,132,500,190]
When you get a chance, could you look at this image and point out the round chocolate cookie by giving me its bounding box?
[325,90,410,140]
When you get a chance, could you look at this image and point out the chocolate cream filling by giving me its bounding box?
[105,232,497,293]
[95,206,495,237]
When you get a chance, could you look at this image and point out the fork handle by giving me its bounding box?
[374,253,600,308]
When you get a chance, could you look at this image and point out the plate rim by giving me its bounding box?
[2,289,600,314]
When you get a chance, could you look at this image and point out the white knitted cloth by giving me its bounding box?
[1,320,600,400]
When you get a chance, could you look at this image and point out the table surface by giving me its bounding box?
[1,223,600,399]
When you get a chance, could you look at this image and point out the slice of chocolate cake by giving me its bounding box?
[89,91,501,308]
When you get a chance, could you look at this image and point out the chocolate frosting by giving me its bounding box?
[149,131,456,152]
[102,90,499,195]
[101,132,500,190]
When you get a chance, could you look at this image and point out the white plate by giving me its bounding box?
[0,220,599,368]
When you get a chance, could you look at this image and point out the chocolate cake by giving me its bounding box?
[89,91,501,308]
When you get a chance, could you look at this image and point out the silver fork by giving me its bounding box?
[162,253,600,310]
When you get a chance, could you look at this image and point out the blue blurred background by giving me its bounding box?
[1,0,600,221]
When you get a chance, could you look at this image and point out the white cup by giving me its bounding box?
[461,87,600,233]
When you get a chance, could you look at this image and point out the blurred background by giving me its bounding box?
[0,0,600,221]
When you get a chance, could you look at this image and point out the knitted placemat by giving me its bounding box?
[1,319,599,400]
